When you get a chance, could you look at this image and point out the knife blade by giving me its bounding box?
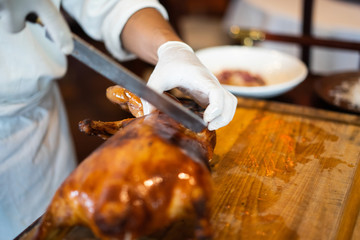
[24,16,207,132]
[70,34,207,133]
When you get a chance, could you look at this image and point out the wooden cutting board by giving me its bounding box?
[17,98,360,240]
[210,98,360,240]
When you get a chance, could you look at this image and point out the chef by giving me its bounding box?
[0,0,237,238]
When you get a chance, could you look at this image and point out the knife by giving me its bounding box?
[70,34,206,132]
[26,12,207,132]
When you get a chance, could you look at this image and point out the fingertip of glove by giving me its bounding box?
[207,124,217,131]
[208,121,222,131]
[61,41,74,55]
[204,104,222,123]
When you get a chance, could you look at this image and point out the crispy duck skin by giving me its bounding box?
[78,118,134,140]
[33,86,215,240]
[106,85,144,118]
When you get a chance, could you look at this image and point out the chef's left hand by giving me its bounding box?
[143,41,237,131]
[0,0,73,54]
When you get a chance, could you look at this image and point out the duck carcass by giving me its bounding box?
[33,86,216,240]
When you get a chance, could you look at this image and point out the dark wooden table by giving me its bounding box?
[271,74,338,111]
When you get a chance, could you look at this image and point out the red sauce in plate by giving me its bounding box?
[216,70,266,87]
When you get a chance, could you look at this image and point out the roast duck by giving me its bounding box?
[33,85,216,240]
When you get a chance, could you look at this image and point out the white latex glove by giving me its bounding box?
[144,41,237,131]
[0,0,73,54]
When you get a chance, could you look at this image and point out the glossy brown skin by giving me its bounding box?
[78,118,134,140]
[34,86,215,240]
[106,85,144,118]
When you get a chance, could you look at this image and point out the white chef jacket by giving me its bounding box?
[0,0,167,239]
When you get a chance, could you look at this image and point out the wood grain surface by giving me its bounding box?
[17,98,360,240]
[209,98,360,240]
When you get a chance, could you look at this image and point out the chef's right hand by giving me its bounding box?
[0,0,73,54]
[144,41,237,131]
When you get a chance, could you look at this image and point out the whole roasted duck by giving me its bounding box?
[33,86,216,240]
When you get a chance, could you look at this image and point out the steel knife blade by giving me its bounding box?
[70,34,207,132]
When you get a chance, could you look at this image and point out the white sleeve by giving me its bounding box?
[61,0,169,61]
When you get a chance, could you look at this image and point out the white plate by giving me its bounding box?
[196,46,308,98]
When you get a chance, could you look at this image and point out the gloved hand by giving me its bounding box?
[0,0,73,54]
[144,41,237,131]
